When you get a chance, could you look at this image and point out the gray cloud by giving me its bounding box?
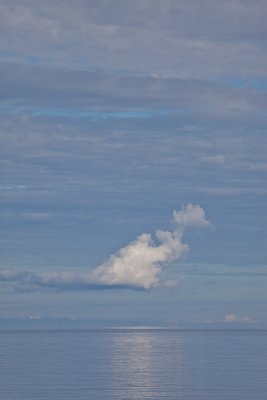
[1,62,266,118]
[0,1,266,78]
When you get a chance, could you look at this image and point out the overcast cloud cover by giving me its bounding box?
[0,0,266,327]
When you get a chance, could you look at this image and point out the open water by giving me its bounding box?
[0,329,266,399]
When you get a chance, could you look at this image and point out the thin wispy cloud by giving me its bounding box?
[1,1,266,78]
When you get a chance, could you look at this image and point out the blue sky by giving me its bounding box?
[0,0,266,327]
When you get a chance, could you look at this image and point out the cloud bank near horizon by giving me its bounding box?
[0,204,210,291]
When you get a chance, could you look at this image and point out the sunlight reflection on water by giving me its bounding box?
[0,329,266,399]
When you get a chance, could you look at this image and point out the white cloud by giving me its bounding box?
[173,203,211,229]
[205,313,253,324]
[90,229,187,289]
[224,313,252,323]
[0,204,210,290]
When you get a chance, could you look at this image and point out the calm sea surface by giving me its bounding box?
[0,329,266,400]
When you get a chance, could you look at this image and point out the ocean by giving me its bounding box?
[0,329,266,399]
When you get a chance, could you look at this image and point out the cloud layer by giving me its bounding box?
[0,204,210,291]
[1,1,266,79]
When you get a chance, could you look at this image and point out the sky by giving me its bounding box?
[0,0,266,328]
